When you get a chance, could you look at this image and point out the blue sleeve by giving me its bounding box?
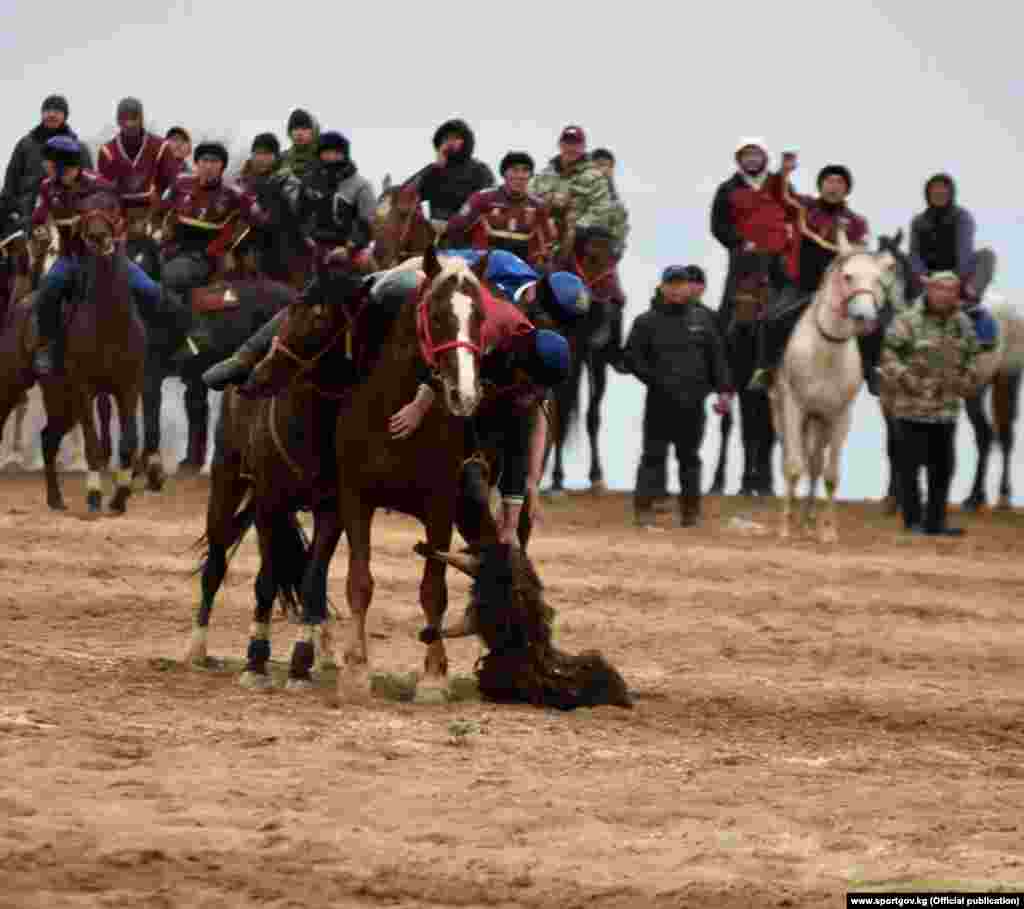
[39,256,76,292]
[126,260,162,306]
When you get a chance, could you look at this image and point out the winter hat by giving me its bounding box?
[287,108,315,133]
[817,164,853,192]
[500,151,534,175]
[924,173,956,206]
[116,97,144,122]
[251,132,281,156]
[194,141,229,168]
[432,118,472,149]
[317,131,350,158]
[560,125,586,145]
[735,136,768,157]
[41,95,69,117]
[591,147,615,164]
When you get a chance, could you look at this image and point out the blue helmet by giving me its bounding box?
[44,135,82,169]
[538,271,589,326]
[526,329,571,387]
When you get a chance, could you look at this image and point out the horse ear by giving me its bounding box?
[876,251,896,273]
[382,173,392,193]
[422,241,441,279]
[892,228,904,249]
[470,251,490,283]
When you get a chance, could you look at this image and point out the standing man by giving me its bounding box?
[623,265,733,529]
[880,271,986,536]
[4,95,94,221]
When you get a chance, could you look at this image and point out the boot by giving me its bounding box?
[32,285,65,377]
[678,493,700,528]
[202,312,285,391]
[179,422,209,473]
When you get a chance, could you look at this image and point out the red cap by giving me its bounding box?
[559,125,586,145]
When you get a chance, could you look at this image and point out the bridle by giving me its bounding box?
[414,273,483,371]
[815,252,882,344]
[268,311,356,401]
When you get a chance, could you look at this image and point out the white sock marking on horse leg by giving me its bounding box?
[452,290,477,410]
[148,452,163,468]
[250,622,270,641]
[115,468,132,488]
[86,470,102,493]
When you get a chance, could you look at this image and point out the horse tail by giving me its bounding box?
[472,544,632,711]
[192,490,256,577]
[268,512,311,616]
[552,347,585,448]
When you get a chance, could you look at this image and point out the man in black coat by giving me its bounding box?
[623,265,733,528]
[3,95,94,220]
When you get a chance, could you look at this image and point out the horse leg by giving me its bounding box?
[993,370,1020,510]
[586,355,608,493]
[108,386,140,514]
[239,513,280,688]
[801,418,821,532]
[96,393,113,467]
[338,501,375,700]
[961,390,991,511]
[709,410,732,495]
[76,387,107,516]
[180,379,210,473]
[187,462,249,666]
[414,510,454,705]
[287,507,344,691]
[820,408,854,544]
[11,394,29,468]
[141,360,167,491]
[775,387,803,540]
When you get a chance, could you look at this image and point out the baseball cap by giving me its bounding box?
[559,125,586,145]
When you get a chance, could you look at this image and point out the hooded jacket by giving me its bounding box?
[405,120,495,222]
[280,113,321,182]
[3,122,95,219]
[908,175,977,281]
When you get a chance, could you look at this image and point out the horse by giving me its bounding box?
[0,193,146,513]
[371,176,439,270]
[769,233,892,541]
[872,232,1023,512]
[241,244,489,703]
[413,542,633,710]
[709,251,778,497]
[547,226,625,496]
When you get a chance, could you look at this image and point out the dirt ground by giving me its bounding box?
[1,472,1022,909]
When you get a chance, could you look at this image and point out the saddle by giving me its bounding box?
[190,283,241,315]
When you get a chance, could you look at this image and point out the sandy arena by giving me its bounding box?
[1,473,1022,908]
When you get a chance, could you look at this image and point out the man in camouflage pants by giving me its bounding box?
[880,271,986,537]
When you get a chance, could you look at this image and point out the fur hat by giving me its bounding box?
[193,141,229,168]
[817,164,853,192]
[499,151,534,175]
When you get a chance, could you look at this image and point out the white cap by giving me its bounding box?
[735,136,768,156]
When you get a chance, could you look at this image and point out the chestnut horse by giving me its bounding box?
[371,176,439,270]
[0,193,145,513]
[242,245,488,702]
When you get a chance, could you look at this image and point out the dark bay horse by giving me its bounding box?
[241,245,488,702]
[0,194,146,513]
[547,227,625,495]
[371,177,438,270]
[709,252,779,497]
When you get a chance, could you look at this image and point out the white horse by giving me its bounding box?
[769,233,893,542]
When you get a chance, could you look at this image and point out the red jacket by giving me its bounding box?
[32,170,117,256]
[481,291,535,354]
[98,132,181,210]
[711,171,798,276]
[787,194,870,292]
[160,173,265,257]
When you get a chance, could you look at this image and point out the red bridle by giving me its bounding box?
[414,273,484,370]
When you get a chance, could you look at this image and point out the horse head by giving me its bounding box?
[79,193,124,258]
[876,229,919,309]
[416,244,485,418]
[372,181,432,269]
[821,245,894,335]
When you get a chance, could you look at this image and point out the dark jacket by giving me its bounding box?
[3,123,94,219]
[909,205,976,281]
[404,121,495,222]
[624,295,732,408]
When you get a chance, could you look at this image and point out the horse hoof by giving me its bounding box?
[240,671,274,690]
[285,677,315,692]
[108,491,130,515]
[146,465,165,493]
[545,487,568,500]
[589,479,608,495]
[961,496,986,513]
[996,495,1013,512]
[47,497,67,512]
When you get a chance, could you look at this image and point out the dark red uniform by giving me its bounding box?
[32,170,117,256]
[97,133,181,211]
[159,173,265,259]
[448,187,557,268]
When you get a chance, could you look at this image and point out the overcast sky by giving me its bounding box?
[3,0,1021,502]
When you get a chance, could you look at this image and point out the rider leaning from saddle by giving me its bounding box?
[203,130,376,390]
[158,141,268,308]
[96,97,181,221]
[880,271,984,537]
[382,249,587,544]
[30,136,164,376]
[236,132,305,282]
[747,155,871,390]
[909,172,999,346]
[446,152,557,269]
[404,119,495,240]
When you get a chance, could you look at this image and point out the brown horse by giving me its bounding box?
[244,245,488,702]
[187,270,364,686]
[0,193,146,513]
[371,177,440,270]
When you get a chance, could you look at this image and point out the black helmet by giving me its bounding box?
[194,141,229,168]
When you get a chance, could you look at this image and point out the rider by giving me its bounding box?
[590,147,630,257]
[202,130,376,390]
[748,160,870,390]
[158,141,268,305]
[909,173,998,346]
[446,152,557,269]
[404,119,495,239]
[236,132,304,282]
[30,136,165,376]
[529,126,625,260]
[97,98,181,219]
[165,127,192,172]
[280,109,320,182]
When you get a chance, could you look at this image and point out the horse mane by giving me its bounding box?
[471,543,632,710]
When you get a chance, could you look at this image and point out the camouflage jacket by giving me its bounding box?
[530,155,626,253]
[879,300,981,422]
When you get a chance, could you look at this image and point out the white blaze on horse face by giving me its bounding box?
[450,285,479,416]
